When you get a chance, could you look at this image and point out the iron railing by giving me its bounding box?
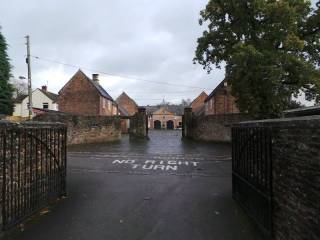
[232,126,273,236]
[0,121,67,230]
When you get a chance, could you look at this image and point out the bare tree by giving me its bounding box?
[10,78,28,98]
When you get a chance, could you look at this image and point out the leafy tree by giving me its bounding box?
[0,28,14,115]
[194,0,320,118]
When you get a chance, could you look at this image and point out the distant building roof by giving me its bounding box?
[144,105,183,116]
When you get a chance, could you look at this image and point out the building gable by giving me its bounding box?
[191,91,208,110]
[153,107,174,116]
[116,92,138,116]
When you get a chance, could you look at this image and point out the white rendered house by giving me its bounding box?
[13,86,59,117]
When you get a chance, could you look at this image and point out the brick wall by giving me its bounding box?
[34,112,121,145]
[205,86,239,115]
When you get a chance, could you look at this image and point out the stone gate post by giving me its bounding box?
[182,107,193,139]
[129,107,149,139]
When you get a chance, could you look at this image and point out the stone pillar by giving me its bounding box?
[129,107,149,139]
[182,107,193,139]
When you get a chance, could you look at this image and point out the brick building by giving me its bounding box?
[116,92,138,116]
[148,107,182,130]
[58,70,118,116]
[190,91,208,115]
[205,80,239,115]
[116,92,139,133]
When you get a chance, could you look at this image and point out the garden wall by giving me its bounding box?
[34,112,121,145]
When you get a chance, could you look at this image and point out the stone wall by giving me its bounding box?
[184,109,250,142]
[34,112,121,145]
[232,116,320,240]
[271,117,320,240]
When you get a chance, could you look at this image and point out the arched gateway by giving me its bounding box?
[154,120,161,129]
[166,120,174,130]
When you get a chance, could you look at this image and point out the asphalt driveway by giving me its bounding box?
[4,130,264,240]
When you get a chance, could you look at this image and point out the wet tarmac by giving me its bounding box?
[4,130,264,240]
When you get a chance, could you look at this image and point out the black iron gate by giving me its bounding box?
[232,126,273,236]
[0,121,67,230]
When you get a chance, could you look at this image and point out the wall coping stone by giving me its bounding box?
[284,105,320,117]
[0,120,66,129]
[232,115,320,128]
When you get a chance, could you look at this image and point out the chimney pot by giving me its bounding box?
[92,74,99,83]
[42,85,47,92]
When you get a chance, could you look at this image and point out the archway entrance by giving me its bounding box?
[166,120,174,130]
[154,120,161,129]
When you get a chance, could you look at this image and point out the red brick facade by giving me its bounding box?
[116,92,138,116]
[205,80,239,115]
[191,91,208,112]
[58,70,118,116]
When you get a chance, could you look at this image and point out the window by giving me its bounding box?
[108,101,111,111]
[43,103,49,109]
[102,99,106,109]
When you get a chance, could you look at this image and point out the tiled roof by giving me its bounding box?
[39,89,59,102]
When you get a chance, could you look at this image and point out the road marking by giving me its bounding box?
[112,159,199,171]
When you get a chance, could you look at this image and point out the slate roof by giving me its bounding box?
[40,89,59,103]
[205,79,227,102]
[14,89,58,103]
[92,81,114,101]
[144,105,184,116]
[14,94,28,103]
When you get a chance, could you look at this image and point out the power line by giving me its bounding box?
[31,55,214,91]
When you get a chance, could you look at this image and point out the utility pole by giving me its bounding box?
[25,35,33,119]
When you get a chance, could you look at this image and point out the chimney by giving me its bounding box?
[42,85,47,92]
[92,74,99,83]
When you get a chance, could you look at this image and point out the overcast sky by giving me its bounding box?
[0,0,318,106]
